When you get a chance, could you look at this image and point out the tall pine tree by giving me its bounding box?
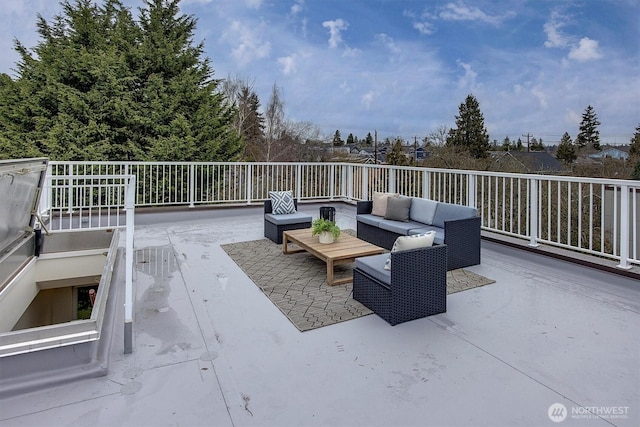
[332,130,344,146]
[575,105,601,151]
[0,0,241,161]
[446,94,490,158]
[555,132,576,165]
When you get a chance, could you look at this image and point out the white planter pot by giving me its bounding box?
[318,231,334,244]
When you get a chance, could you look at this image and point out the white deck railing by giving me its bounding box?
[42,161,639,268]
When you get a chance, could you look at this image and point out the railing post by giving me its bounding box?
[346,164,353,200]
[124,175,136,354]
[189,163,195,208]
[296,164,302,200]
[40,163,52,219]
[362,166,369,201]
[246,163,253,204]
[617,185,631,269]
[422,169,430,199]
[329,164,335,200]
[529,178,539,247]
[67,164,74,214]
[466,173,476,208]
[389,167,396,193]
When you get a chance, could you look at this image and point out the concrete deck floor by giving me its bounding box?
[0,203,638,427]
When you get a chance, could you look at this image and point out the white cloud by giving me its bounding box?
[342,46,360,57]
[362,91,375,109]
[413,21,435,35]
[439,1,515,25]
[456,60,477,90]
[322,18,348,49]
[376,33,402,55]
[568,37,603,62]
[531,84,547,108]
[277,54,297,75]
[245,0,263,9]
[543,10,568,47]
[290,0,304,16]
[565,109,582,127]
[224,21,271,66]
[544,11,602,62]
[405,7,437,34]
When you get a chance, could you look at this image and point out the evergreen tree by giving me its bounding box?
[3,0,141,160]
[135,0,241,161]
[629,123,640,159]
[0,0,241,161]
[386,139,409,166]
[530,137,545,151]
[575,105,601,150]
[631,160,640,180]
[364,132,374,146]
[501,136,511,151]
[332,130,343,146]
[237,87,264,161]
[556,132,577,165]
[0,74,43,159]
[446,94,490,158]
[346,133,354,145]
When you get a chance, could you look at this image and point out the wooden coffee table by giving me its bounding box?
[282,228,385,286]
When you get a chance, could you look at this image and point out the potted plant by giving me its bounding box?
[311,217,341,244]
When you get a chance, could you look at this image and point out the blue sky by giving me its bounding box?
[1,0,639,145]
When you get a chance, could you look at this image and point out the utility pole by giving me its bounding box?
[523,133,531,152]
[374,130,378,164]
[414,136,418,163]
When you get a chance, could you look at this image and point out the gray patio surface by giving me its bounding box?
[0,203,638,427]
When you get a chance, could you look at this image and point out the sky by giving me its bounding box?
[1,0,639,146]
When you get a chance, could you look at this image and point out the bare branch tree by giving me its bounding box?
[264,83,286,162]
[426,125,449,146]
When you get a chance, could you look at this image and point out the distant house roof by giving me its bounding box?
[491,151,566,173]
[588,147,630,160]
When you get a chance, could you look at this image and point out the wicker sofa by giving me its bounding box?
[353,244,447,325]
[356,197,480,270]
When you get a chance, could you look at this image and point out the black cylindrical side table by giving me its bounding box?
[319,206,335,222]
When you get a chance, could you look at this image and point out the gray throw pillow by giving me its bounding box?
[384,196,412,222]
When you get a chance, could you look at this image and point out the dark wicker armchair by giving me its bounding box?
[353,244,447,325]
[264,199,312,244]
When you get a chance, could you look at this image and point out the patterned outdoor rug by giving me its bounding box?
[221,231,495,332]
